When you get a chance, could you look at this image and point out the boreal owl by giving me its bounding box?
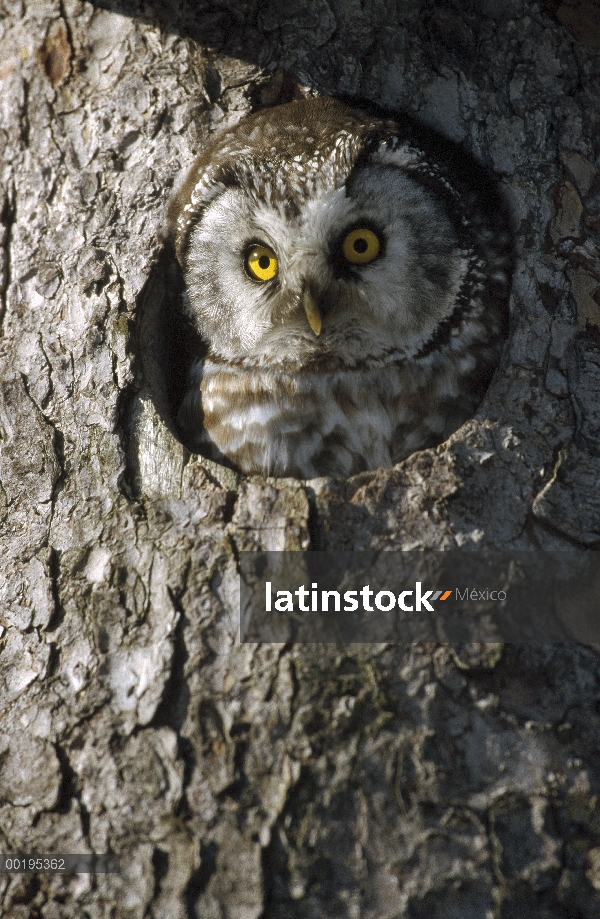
[168,96,511,479]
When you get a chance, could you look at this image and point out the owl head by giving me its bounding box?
[168,97,505,370]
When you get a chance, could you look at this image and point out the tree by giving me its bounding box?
[1,0,600,916]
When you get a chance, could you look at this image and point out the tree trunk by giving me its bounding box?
[1,0,600,916]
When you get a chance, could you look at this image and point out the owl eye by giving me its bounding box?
[342,228,381,265]
[245,245,278,282]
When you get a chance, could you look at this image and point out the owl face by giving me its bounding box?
[169,97,511,478]
[186,162,462,367]
[175,105,465,368]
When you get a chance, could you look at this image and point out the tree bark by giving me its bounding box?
[1,0,600,916]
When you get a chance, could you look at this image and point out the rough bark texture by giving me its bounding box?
[1,0,600,917]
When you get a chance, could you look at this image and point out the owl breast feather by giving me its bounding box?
[178,349,486,479]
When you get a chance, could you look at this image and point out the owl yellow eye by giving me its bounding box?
[245,245,278,282]
[342,228,381,265]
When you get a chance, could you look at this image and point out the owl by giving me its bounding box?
[168,96,511,479]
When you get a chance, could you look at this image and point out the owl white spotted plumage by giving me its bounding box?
[169,96,511,479]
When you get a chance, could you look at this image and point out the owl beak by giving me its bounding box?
[303,289,322,337]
